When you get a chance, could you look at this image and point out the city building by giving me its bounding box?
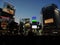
[0,2,15,22]
[42,4,60,28]
[42,4,60,35]
[0,2,16,34]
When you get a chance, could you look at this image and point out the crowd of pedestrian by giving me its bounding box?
[0,19,42,36]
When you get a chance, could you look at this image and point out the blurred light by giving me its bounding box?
[54,9,59,15]
[32,16,36,20]
[45,18,54,24]
[25,23,30,27]
[3,8,14,15]
[32,25,37,29]
[32,20,37,22]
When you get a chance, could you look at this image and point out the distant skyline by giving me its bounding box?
[0,0,60,23]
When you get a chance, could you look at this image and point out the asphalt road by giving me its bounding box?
[0,36,60,45]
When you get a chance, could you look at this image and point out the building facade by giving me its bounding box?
[42,4,60,35]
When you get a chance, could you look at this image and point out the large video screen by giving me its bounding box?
[3,8,14,15]
[32,25,37,29]
[44,18,54,24]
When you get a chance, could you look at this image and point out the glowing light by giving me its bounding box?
[32,25,37,29]
[32,16,36,20]
[45,18,54,24]
[32,20,37,22]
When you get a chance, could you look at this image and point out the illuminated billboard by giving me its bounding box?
[3,8,14,15]
[45,18,54,24]
[2,2,15,15]
[0,16,10,21]
[32,20,37,22]
[32,16,36,20]
[32,16,37,22]
[32,25,37,29]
